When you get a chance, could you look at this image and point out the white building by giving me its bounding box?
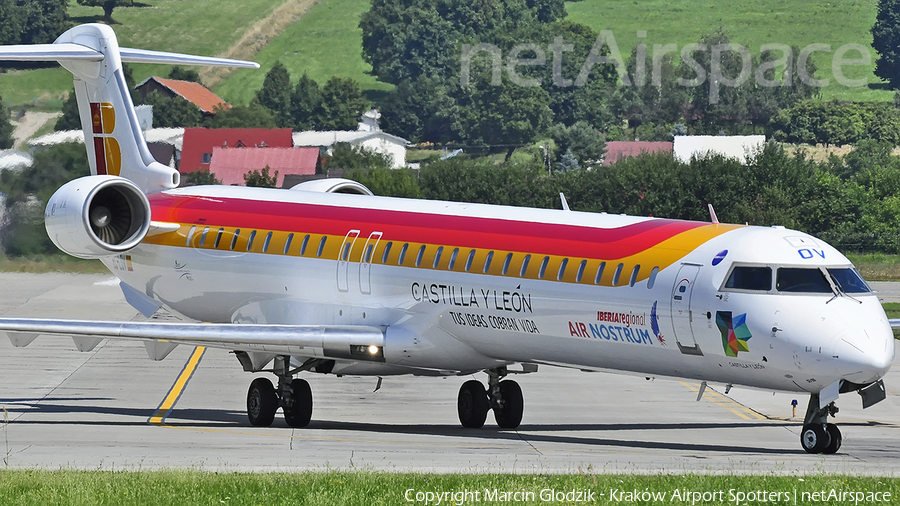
[673,135,766,164]
[292,130,409,169]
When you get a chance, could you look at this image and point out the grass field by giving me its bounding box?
[566,0,889,103]
[0,469,897,505]
[213,0,389,105]
[0,0,288,108]
[2,0,891,109]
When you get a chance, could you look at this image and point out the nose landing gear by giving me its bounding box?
[800,394,842,454]
[457,367,525,429]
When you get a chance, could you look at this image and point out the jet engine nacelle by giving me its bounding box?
[44,175,151,259]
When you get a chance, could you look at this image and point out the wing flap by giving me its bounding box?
[0,318,384,360]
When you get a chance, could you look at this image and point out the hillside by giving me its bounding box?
[566,0,888,102]
[0,0,891,111]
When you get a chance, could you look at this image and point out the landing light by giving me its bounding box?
[368,345,380,355]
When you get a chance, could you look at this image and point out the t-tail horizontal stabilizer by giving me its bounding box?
[0,24,258,194]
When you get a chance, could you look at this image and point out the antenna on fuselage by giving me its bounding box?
[708,204,719,224]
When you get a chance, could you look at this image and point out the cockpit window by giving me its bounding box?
[776,268,832,293]
[725,266,772,291]
[828,268,872,294]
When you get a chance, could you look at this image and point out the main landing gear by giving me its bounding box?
[246,356,313,428]
[457,367,524,429]
[800,393,842,454]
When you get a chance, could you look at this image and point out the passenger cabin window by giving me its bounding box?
[262,232,273,253]
[398,243,409,265]
[214,228,224,249]
[246,230,257,251]
[433,246,443,269]
[557,258,568,281]
[575,260,587,283]
[364,244,374,263]
[186,226,196,247]
[828,268,871,294]
[283,233,293,255]
[230,229,241,250]
[501,253,512,275]
[520,254,531,277]
[647,266,659,289]
[300,234,310,255]
[594,262,606,284]
[415,245,426,267]
[341,242,352,261]
[725,266,772,291]
[483,251,494,274]
[316,236,327,257]
[198,227,209,248]
[629,265,640,287]
[612,263,624,286]
[776,268,832,293]
[465,250,476,272]
[538,256,549,279]
[448,248,459,270]
[381,242,393,263]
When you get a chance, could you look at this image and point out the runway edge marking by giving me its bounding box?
[148,346,206,425]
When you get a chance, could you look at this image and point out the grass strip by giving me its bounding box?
[0,470,898,505]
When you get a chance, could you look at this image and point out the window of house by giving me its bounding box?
[201,153,212,164]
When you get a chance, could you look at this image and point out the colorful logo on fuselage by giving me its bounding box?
[716,311,751,357]
[650,301,665,346]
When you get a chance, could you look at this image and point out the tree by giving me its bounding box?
[873,0,900,89]
[326,143,393,172]
[557,148,580,172]
[0,0,22,45]
[18,0,69,45]
[318,76,368,131]
[547,121,606,167]
[139,91,202,128]
[168,67,201,83]
[204,103,277,129]
[256,61,292,127]
[182,168,222,186]
[76,0,131,22]
[244,166,278,188]
[55,90,81,131]
[290,73,322,130]
[0,93,13,149]
[360,0,563,85]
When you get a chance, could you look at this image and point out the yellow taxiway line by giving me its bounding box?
[679,381,767,420]
[148,346,206,425]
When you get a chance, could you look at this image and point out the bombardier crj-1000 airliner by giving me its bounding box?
[0,24,894,454]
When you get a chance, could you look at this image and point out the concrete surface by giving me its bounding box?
[0,273,898,474]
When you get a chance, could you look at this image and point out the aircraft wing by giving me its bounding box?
[889,319,900,329]
[0,317,384,362]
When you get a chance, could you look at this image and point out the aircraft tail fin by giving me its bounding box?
[0,24,258,193]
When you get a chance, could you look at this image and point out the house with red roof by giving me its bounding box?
[135,77,230,115]
[208,147,320,186]
[180,128,294,174]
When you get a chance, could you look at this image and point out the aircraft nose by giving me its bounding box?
[834,325,895,384]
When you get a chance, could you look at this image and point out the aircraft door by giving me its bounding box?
[670,263,704,356]
[337,230,360,292]
[359,231,382,294]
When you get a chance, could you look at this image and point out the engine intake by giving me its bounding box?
[45,175,151,259]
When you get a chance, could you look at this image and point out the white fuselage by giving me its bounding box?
[102,185,895,394]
